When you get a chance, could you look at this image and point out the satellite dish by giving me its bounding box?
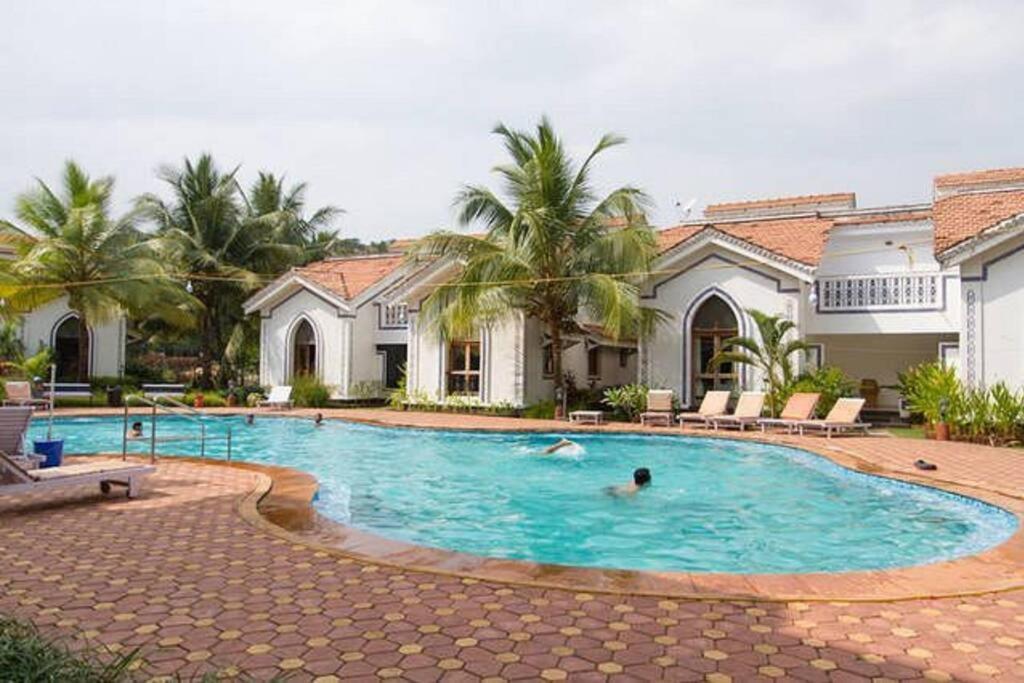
[677,197,697,220]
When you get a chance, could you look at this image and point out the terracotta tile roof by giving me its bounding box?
[832,210,932,226]
[933,188,1024,254]
[705,193,855,216]
[296,254,407,300]
[657,215,834,266]
[934,167,1024,189]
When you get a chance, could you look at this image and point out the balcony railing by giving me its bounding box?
[816,272,943,312]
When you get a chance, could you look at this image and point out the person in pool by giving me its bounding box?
[543,438,577,454]
[606,468,652,496]
[126,421,144,439]
[314,412,324,427]
[245,413,255,426]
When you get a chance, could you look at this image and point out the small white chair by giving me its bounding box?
[259,386,294,410]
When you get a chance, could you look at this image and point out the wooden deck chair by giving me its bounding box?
[677,390,730,428]
[757,393,821,433]
[0,452,155,498]
[2,382,48,409]
[259,386,293,410]
[796,398,871,438]
[639,390,675,427]
[707,392,766,431]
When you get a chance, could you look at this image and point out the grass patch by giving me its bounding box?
[0,614,138,682]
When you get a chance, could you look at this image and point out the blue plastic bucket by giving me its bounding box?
[33,439,64,468]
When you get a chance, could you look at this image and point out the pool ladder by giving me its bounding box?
[121,395,232,463]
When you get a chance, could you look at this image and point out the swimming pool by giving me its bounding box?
[32,415,1017,574]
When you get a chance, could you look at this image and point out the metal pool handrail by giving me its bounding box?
[121,395,232,463]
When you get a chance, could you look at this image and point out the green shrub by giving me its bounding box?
[0,613,138,682]
[523,400,556,420]
[901,362,960,424]
[183,391,228,408]
[292,374,331,408]
[789,365,857,418]
[602,384,648,422]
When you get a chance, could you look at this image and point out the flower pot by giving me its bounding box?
[933,422,950,441]
[193,394,205,408]
[33,439,64,468]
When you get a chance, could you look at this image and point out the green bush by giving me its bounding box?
[901,362,959,424]
[789,366,857,418]
[0,613,138,682]
[183,391,228,408]
[602,384,648,422]
[292,374,331,408]
[523,400,556,420]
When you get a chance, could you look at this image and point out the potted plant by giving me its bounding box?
[934,397,950,441]
[193,393,205,408]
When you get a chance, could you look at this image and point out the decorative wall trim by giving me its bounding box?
[961,238,1024,282]
[965,288,978,386]
[283,314,325,382]
[643,252,801,301]
[264,286,355,320]
[680,287,750,407]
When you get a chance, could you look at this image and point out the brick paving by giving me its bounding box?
[2,411,1024,681]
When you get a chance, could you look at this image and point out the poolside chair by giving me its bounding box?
[707,391,766,431]
[757,392,821,433]
[2,381,48,409]
[0,451,155,498]
[259,385,293,410]
[677,390,731,428]
[796,398,871,439]
[639,390,675,427]
[0,406,33,469]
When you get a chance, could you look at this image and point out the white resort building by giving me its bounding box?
[245,167,1024,414]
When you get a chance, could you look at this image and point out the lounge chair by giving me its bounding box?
[0,406,35,471]
[2,382,49,409]
[796,398,872,438]
[707,391,766,431]
[639,390,675,427]
[677,390,731,428]
[0,451,155,498]
[757,392,821,433]
[569,410,604,425]
[259,385,293,410]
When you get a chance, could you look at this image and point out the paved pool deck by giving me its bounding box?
[2,407,1023,681]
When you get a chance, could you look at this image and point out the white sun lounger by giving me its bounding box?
[0,451,155,498]
[639,390,675,427]
[677,390,731,428]
[796,398,872,439]
[259,385,293,410]
[0,406,34,469]
[2,382,49,409]
[707,391,766,431]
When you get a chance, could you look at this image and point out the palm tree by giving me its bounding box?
[412,118,660,409]
[0,161,185,381]
[241,172,343,264]
[709,308,812,417]
[138,155,299,387]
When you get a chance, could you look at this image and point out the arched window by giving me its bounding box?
[54,315,89,381]
[292,319,317,378]
[691,296,738,400]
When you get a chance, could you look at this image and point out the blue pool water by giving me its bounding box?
[31,415,1017,574]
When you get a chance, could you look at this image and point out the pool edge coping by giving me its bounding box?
[51,409,1024,602]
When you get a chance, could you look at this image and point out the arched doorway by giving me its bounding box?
[53,315,89,381]
[691,295,738,401]
[292,319,317,378]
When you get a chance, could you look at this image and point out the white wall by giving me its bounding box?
[959,233,1024,388]
[19,297,124,377]
[258,289,350,396]
[806,223,960,335]
[641,247,802,406]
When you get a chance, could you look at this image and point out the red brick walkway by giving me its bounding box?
[2,411,1024,681]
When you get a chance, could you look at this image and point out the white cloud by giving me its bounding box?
[1,0,1021,239]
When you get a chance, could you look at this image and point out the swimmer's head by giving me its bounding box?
[633,468,652,487]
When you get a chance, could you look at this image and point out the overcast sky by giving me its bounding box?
[2,1,1022,240]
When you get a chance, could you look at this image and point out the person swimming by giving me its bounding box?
[314,412,324,427]
[245,413,255,426]
[606,468,652,496]
[543,438,578,454]
[126,421,144,439]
